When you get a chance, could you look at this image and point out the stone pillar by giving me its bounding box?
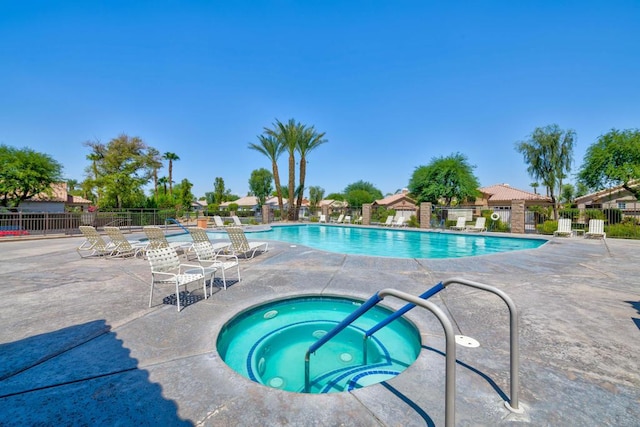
[363,203,371,225]
[420,202,432,229]
[511,200,525,234]
[322,205,329,218]
[262,205,270,224]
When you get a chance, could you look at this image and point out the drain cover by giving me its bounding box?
[455,335,480,348]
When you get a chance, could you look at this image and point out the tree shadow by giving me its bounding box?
[0,320,192,425]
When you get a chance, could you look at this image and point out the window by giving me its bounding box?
[618,202,626,210]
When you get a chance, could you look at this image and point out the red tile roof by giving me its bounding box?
[479,184,551,202]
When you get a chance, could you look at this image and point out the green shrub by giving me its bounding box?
[606,222,640,239]
[408,215,419,228]
[559,208,580,220]
[537,220,558,235]
[584,209,605,220]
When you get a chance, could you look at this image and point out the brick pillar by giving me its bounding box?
[262,205,270,224]
[511,200,525,234]
[363,203,371,225]
[322,205,329,218]
[420,202,432,229]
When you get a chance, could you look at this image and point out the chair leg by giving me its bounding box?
[175,280,181,312]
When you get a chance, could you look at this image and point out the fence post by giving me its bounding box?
[362,203,371,225]
[420,202,432,228]
[510,200,525,234]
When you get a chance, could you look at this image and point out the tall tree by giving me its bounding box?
[308,186,325,214]
[163,152,180,196]
[408,153,480,206]
[295,126,327,218]
[263,119,302,220]
[515,124,575,219]
[213,177,226,204]
[249,168,274,207]
[343,180,383,207]
[0,145,63,208]
[84,134,157,209]
[248,135,285,215]
[158,176,169,195]
[577,128,640,199]
[147,148,163,201]
[177,178,194,211]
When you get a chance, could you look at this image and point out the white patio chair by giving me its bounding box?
[77,226,116,258]
[553,218,573,237]
[191,241,241,291]
[449,217,467,231]
[585,219,606,239]
[465,217,487,232]
[104,226,148,258]
[225,226,269,259]
[146,247,211,311]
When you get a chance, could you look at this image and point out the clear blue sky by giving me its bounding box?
[2,1,639,199]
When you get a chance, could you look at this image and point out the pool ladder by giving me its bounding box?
[304,277,523,427]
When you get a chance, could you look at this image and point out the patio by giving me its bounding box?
[0,232,638,426]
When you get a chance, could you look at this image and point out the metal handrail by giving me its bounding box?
[441,277,522,413]
[165,217,190,234]
[303,289,456,427]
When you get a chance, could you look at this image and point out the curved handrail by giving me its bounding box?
[165,217,190,234]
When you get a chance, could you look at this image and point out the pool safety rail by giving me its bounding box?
[303,277,523,427]
[165,218,190,233]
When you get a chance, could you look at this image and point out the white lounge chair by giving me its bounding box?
[143,226,192,253]
[187,227,231,259]
[449,217,467,231]
[382,215,394,226]
[585,219,606,239]
[466,217,487,232]
[343,215,351,224]
[146,247,209,311]
[231,215,244,227]
[332,214,345,224]
[553,218,573,237]
[77,226,116,258]
[213,215,227,228]
[392,216,406,227]
[225,226,269,259]
[319,214,327,223]
[191,241,241,291]
[104,226,148,258]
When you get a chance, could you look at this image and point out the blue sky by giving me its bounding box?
[2,1,639,199]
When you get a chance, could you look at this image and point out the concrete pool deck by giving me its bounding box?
[0,230,639,426]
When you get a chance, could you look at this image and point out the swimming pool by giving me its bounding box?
[170,224,546,259]
[216,295,422,393]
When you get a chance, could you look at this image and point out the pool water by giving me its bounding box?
[179,224,546,258]
[216,296,422,393]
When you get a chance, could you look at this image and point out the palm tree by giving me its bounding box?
[158,176,169,195]
[264,119,303,221]
[295,126,327,218]
[530,182,539,194]
[147,148,162,200]
[249,135,285,216]
[163,152,180,196]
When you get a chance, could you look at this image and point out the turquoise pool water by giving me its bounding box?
[216,296,422,393]
[171,224,546,258]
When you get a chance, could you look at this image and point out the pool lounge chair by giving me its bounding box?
[146,246,209,312]
[466,217,487,232]
[343,215,351,224]
[143,226,192,254]
[449,217,467,231]
[213,215,229,228]
[585,219,606,239]
[553,218,573,237]
[187,227,232,258]
[104,226,148,258]
[225,226,269,259]
[382,215,394,226]
[191,241,241,291]
[77,226,115,258]
[332,214,345,224]
[392,216,406,227]
[231,215,244,227]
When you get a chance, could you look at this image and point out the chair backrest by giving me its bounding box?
[589,219,604,234]
[104,226,133,250]
[79,226,110,248]
[189,227,210,243]
[143,226,170,250]
[343,216,351,224]
[192,241,216,262]
[336,214,344,223]
[557,218,571,233]
[146,247,181,272]
[213,216,225,227]
[226,227,250,253]
[232,216,243,226]
[455,217,466,227]
[475,217,486,229]
[319,214,326,223]
[384,216,394,225]
[395,217,405,226]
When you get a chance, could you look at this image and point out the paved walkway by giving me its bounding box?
[0,230,639,426]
